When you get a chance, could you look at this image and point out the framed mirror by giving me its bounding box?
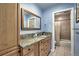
[21,8,41,30]
[76,3,79,23]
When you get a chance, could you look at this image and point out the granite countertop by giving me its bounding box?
[20,35,51,48]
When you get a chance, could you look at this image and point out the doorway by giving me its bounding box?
[52,8,74,56]
[54,10,71,56]
[55,10,71,46]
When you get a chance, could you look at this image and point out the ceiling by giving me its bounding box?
[35,3,58,11]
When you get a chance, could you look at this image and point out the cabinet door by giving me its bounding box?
[0,4,18,52]
[39,37,51,56]
[60,20,70,40]
[34,43,38,56]
[48,38,51,53]
[39,39,48,56]
[22,45,34,56]
[25,51,34,56]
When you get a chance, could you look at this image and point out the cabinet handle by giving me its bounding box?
[28,48,31,51]
[18,50,21,53]
[46,45,47,46]
[41,49,43,50]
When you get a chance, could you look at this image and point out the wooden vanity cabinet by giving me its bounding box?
[2,49,20,56]
[34,42,39,56]
[20,36,51,56]
[21,42,39,56]
[0,4,20,56]
[38,37,51,56]
[21,44,34,56]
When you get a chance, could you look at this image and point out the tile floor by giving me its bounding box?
[49,39,71,56]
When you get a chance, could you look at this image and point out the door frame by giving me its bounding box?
[52,8,74,56]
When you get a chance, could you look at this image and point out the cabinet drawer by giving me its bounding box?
[39,37,51,56]
[40,50,48,56]
[23,45,34,55]
[25,51,34,56]
[44,51,48,56]
[2,49,19,56]
[34,43,38,56]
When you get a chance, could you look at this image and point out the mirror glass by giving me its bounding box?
[21,8,41,30]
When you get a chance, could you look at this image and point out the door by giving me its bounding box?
[0,4,18,52]
[60,20,71,40]
[55,21,61,46]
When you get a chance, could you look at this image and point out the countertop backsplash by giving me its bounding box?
[20,32,52,40]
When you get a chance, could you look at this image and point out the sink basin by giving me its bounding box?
[40,35,47,38]
[20,35,48,48]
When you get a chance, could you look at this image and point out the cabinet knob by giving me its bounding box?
[28,48,30,51]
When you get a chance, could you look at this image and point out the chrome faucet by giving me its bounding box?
[33,33,37,38]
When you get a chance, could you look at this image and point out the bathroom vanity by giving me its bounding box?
[20,35,51,56]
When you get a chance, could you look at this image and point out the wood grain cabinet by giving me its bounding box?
[34,42,39,56]
[21,44,34,56]
[38,36,51,56]
[0,3,20,56]
[21,42,39,56]
[2,49,19,56]
[20,36,51,56]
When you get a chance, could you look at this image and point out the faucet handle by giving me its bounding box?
[35,33,37,36]
[33,33,37,38]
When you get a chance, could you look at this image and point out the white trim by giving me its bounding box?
[52,8,74,56]
[50,48,55,53]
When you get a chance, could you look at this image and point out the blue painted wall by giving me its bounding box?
[20,3,42,17]
[41,3,76,32]
[41,3,79,56]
